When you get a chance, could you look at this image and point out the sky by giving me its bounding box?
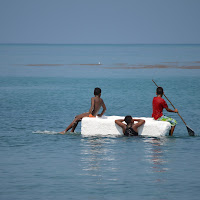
[0,0,200,44]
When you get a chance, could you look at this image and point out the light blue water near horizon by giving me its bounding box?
[0,44,200,200]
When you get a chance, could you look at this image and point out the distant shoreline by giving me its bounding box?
[22,63,200,69]
[105,65,200,69]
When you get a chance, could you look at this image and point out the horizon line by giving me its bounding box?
[0,43,200,45]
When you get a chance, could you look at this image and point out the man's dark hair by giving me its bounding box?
[94,87,101,95]
[156,87,164,95]
[124,115,132,124]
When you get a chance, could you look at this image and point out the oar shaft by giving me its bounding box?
[152,80,187,125]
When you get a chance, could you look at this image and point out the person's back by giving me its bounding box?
[124,126,138,136]
[89,87,106,117]
[91,96,104,116]
[152,96,168,120]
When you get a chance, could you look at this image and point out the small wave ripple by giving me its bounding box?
[33,130,59,134]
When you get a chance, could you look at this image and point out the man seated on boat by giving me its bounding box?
[60,87,106,134]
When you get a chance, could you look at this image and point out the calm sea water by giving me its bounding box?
[0,44,200,200]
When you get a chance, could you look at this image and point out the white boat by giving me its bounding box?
[81,116,171,137]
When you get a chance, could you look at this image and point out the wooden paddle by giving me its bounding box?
[152,80,195,136]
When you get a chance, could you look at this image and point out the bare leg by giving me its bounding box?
[169,126,176,136]
[60,112,89,134]
[62,119,77,134]
[71,119,81,132]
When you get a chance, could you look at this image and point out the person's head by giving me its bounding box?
[156,87,164,96]
[94,87,101,96]
[124,115,132,124]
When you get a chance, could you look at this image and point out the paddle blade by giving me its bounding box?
[186,125,195,136]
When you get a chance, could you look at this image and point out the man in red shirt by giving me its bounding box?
[152,87,178,136]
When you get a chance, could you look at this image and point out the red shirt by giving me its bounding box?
[152,97,168,120]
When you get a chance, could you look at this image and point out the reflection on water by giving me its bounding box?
[143,137,170,182]
[79,137,118,182]
[79,136,172,187]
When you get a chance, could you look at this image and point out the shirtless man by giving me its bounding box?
[60,87,106,134]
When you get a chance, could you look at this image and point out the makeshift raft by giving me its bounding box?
[81,116,171,137]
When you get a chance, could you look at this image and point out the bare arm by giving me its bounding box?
[98,100,106,117]
[133,119,145,129]
[165,107,178,113]
[115,119,126,133]
[89,98,94,114]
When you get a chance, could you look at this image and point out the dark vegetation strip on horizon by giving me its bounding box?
[22,63,200,69]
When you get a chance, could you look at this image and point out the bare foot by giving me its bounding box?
[60,131,66,134]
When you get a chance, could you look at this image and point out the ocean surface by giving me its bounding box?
[0,44,200,200]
